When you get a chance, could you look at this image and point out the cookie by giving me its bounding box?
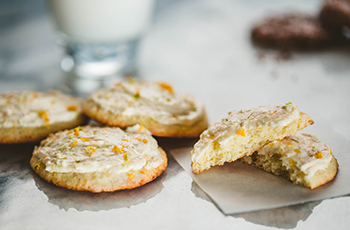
[251,14,335,50]
[30,125,167,193]
[0,91,88,144]
[241,133,338,189]
[191,103,314,174]
[83,78,208,138]
[319,0,350,30]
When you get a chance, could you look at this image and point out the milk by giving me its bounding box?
[48,0,155,43]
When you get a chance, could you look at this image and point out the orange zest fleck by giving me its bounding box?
[330,149,333,155]
[74,127,80,136]
[67,105,78,111]
[143,139,148,143]
[112,145,122,153]
[114,99,119,103]
[71,140,78,148]
[33,92,38,98]
[269,110,277,115]
[138,126,144,133]
[80,137,90,141]
[135,137,142,141]
[34,162,41,170]
[128,173,134,179]
[269,143,275,147]
[237,129,246,137]
[157,82,173,94]
[85,146,96,156]
[38,110,50,126]
[121,145,127,153]
[115,82,122,87]
[122,139,129,142]
[208,135,214,139]
[315,151,323,159]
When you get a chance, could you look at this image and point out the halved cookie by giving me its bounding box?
[83,78,208,138]
[241,133,338,189]
[191,103,314,174]
[30,125,167,193]
[0,91,88,144]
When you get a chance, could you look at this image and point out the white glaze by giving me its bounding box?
[191,103,300,162]
[0,91,83,128]
[33,125,163,173]
[87,79,205,126]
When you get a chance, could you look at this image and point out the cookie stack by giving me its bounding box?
[0,79,209,192]
[190,103,338,189]
[251,0,350,50]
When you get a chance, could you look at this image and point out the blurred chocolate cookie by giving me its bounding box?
[319,0,350,30]
[251,14,335,50]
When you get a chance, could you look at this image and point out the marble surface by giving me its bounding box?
[1,0,350,229]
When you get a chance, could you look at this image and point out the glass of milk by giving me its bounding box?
[48,0,155,94]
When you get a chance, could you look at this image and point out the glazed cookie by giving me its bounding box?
[241,133,338,189]
[30,125,167,193]
[251,14,336,50]
[83,79,208,138]
[319,0,350,30]
[0,91,88,144]
[191,103,314,174]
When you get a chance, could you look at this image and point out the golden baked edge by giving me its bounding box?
[0,114,89,144]
[82,100,209,138]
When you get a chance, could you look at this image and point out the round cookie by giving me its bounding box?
[0,91,88,144]
[319,0,350,30]
[83,78,208,138]
[30,125,167,193]
[251,14,336,50]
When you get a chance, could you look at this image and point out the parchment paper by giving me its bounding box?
[169,125,350,214]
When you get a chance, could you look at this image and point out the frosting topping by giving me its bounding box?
[191,103,300,162]
[0,91,83,128]
[257,133,333,178]
[87,79,205,125]
[33,125,163,173]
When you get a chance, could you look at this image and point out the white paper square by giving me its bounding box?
[169,125,350,214]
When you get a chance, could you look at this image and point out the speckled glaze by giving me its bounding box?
[191,103,300,162]
[32,125,163,173]
[87,79,205,126]
[0,91,83,128]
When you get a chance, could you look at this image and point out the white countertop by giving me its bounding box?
[1,0,349,229]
